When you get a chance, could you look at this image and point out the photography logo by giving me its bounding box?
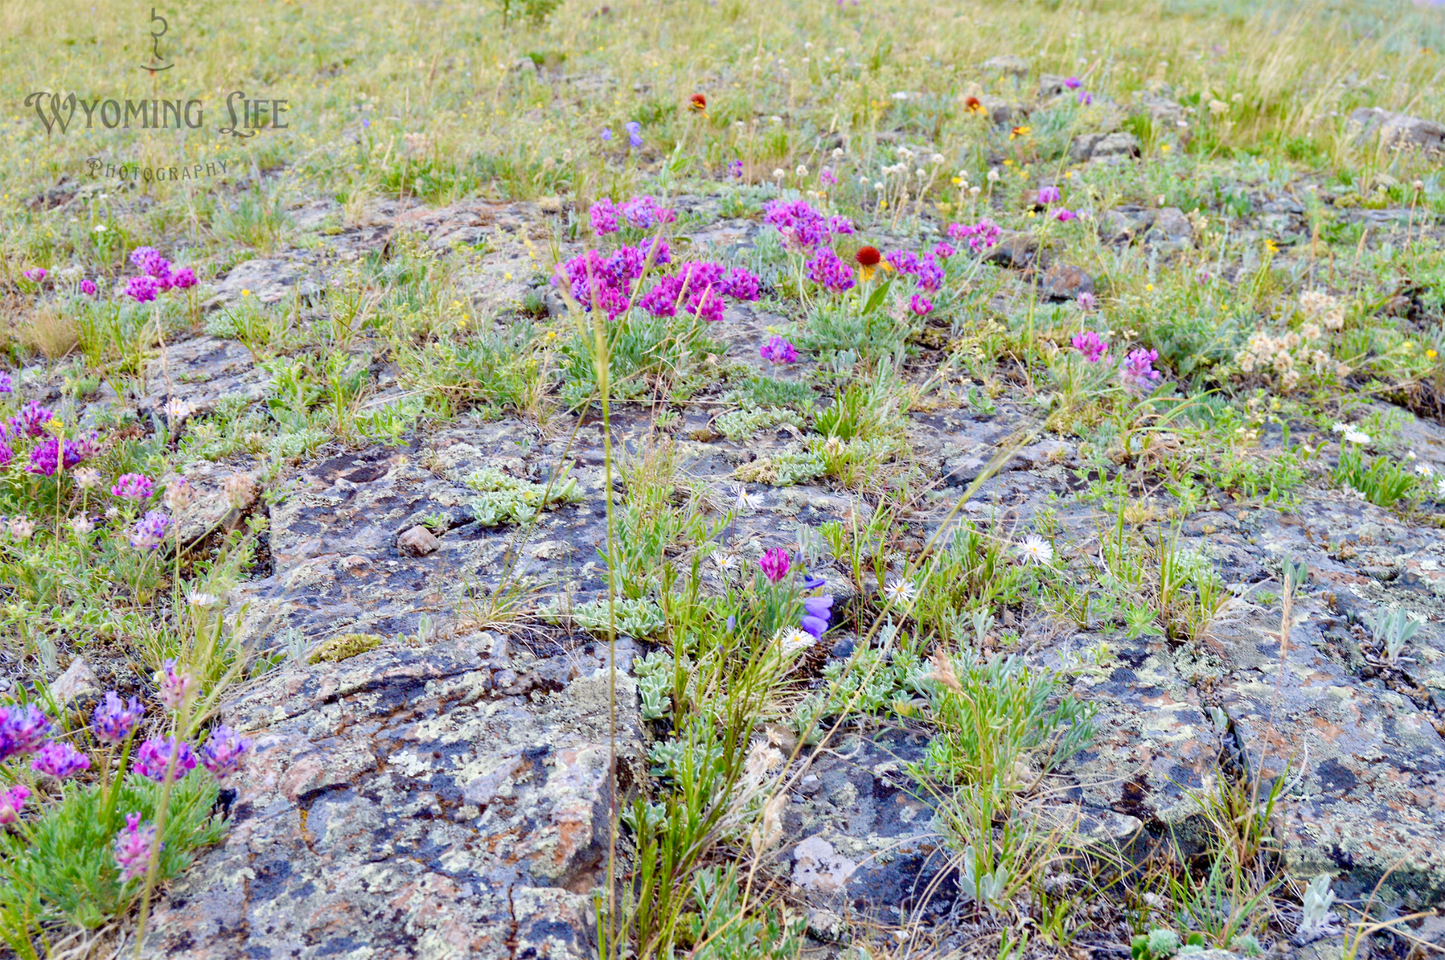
[24,6,290,170]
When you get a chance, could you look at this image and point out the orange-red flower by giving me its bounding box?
[964,96,986,116]
[689,93,707,113]
[855,245,881,281]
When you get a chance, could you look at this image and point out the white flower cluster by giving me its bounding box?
[1236,294,1350,391]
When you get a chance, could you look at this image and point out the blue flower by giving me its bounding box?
[625,121,643,147]
[601,127,613,141]
[802,576,826,590]
[799,594,834,638]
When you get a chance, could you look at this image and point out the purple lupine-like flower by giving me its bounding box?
[1053,208,1077,222]
[0,704,54,761]
[22,268,46,283]
[619,195,676,230]
[805,248,856,293]
[0,372,11,393]
[934,241,956,259]
[1072,331,1109,363]
[140,253,173,288]
[1122,348,1163,392]
[947,219,1003,253]
[125,275,158,303]
[133,735,198,783]
[200,725,253,782]
[600,127,613,141]
[639,236,671,267]
[1064,77,1082,90]
[720,267,761,301]
[31,741,91,779]
[763,199,844,251]
[111,473,154,500]
[827,215,854,236]
[589,198,620,236]
[759,335,799,364]
[758,547,791,583]
[113,812,161,881]
[156,659,195,711]
[639,275,685,317]
[909,294,934,315]
[0,785,29,825]
[0,442,11,468]
[129,247,161,268]
[820,167,838,185]
[1077,90,1093,105]
[171,267,197,289]
[130,509,171,550]
[80,278,98,296]
[1038,186,1061,205]
[625,120,643,148]
[728,158,744,178]
[12,400,54,437]
[914,255,945,292]
[93,692,144,744]
[799,594,834,638]
[26,439,59,477]
[1077,291,1097,311]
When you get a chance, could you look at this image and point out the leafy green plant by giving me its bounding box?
[465,466,583,526]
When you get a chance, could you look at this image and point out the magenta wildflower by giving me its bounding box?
[200,725,253,782]
[947,218,1003,253]
[0,373,11,393]
[914,254,945,292]
[31,741,91,780]
[111,473,154,500]
[909,294,934,315]
[760,335,799,364]
[129,247,161,268]
[1122,348,1163,393]
[1077,90,1093,105]
[806,248,856,293]
[125,275,159,303]
[589,198,620,236]
[0,785,29,825]
[80,278,98,296]
[728,158,744,178]
[11,400,54,437]
[170,267,197,290]
[1053,208,1077,222]
[156,659,196,711]
[1037,186,1061,205]
[759,547,791,583]
[93,692,144,744]
[1077,291,1097,311]
[1064,77,1082,90]
[763,199,848,251]
[130,509,171,550]
[22,268,46,283]
[113,812,161,881]
[820,168,838,185]
[934,241,956,259]
[884,249,920,275]
[720,267,761,301]
[0,705,53,761]
[1072,331,1109,363]
[686,287,726,323]
[133,735,198,782]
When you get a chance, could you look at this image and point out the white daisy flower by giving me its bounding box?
[187,591,221,607]
[775,627,814,656]
[1436,477,1445,499]
[1017,535,1053,564]
[1330,422,1348,434]
[884,577,918,605]
[1343,430,1370,445]
[733,484,762,513]
[713,552,738,571]
[1415,463,1434,478]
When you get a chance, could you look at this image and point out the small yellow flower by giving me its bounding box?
[1160,143,1171,154]
[1428,349,1438,359]
[1146,283,1154,292]
[241,289,251,297]
[1009,125,1032,140]
[545,330,558,341]
[1264,238,1279,254]
[951,176,962,185]
[45,418,64,436]
[504,272,513,280]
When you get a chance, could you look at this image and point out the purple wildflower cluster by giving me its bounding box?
[1070,333,1165,393]
[114,812,161,881]
[93,692,144,743]
[759,335,799,365]
[1072,331,1109,364]
[806,248,856,293]
[947,218,1003,253]
[589,195,677,236]
[124,246,197,303]
[134,735,198,782]
[552,238,670,320]
[1034,187,1077,222]
[763,199,853,251]
[639,261,760,322]
[32,741,91,779]
[0,785,29,824]
[200,725,254,782]
[0,398,101,476]
[757,550,836,639]
[111,472,155,500]
[22,268,46,284]
[26,431,99,477]
[0,704,54,762]
[130,509,171,550]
